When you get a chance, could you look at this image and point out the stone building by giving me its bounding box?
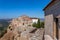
[6,15,33,40]
[7,15,33,32]
[31,18,39,23]
[7,15,39,33]
[43,0,60,40]
[5,15,43,40]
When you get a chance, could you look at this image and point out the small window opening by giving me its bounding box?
[10,29,12,31]
[9,26,11,29]
[23,23,24,25]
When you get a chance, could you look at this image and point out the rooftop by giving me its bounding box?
[43,0,55,10]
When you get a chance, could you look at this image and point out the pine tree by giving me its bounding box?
[36,19,41,28]
[40,22,44,28]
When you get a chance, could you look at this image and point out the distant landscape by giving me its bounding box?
[0,19,12,38]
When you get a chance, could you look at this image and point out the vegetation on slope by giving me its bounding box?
[0,19,11,38]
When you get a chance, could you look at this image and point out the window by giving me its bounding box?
[9,26,11,29]
[23,23,24,25]
[9,26,12,31]
[10,29,12,31]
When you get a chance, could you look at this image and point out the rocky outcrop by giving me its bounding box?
[0,16,44,40]
[0,28,44,40]
[29,29,44,40]
[44,35,53,40]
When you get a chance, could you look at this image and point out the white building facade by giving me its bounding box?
[31,18,38,23]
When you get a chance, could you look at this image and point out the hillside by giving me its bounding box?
[0,19,12,38]
[40,18,44,22]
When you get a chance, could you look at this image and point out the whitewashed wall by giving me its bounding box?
[32,19,38,23]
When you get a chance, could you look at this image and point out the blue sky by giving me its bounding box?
[0,0,51,19]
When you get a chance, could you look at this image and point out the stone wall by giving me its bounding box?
[45,0,60,17]
[7,15,32,32]
[45,14,54,39]
[44,0,60,40]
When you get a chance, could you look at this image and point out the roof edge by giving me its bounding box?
[43,0,55,10]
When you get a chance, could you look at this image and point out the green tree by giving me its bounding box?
[32,19,44,28]
[32,19,41,28]
[40,22,44,28]
[36,19,41,28]
[32,22,37,27]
